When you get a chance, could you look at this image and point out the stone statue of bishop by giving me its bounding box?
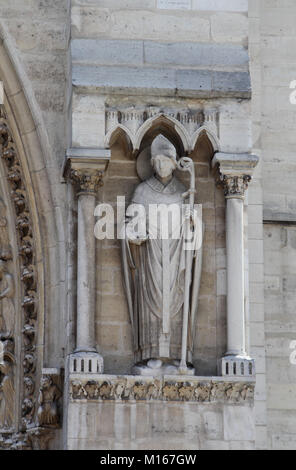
[121,135,202,376]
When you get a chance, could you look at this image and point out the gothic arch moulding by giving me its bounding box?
[0,26,62,448]
[104,107,221,157]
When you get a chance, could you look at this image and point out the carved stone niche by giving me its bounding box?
[37,368,63,429]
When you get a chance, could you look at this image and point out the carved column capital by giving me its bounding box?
[69,168,104,194]
[220,174,252,199]
[63,148,111,195]
[212,152,259,199]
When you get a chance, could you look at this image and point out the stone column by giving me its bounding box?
[223,175,250,357]
[71,169,103,353]
[64,150,110,374]
[213,153,259,377]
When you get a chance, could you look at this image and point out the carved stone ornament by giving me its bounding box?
[70,376,254,404]
[70,169,104,194]
[0,109,40,445]
[105,106,219,153]
[37,373,62,428]
[219,174,251,198]
[0,431,32,450]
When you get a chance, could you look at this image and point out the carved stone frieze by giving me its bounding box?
[70,376,255,404]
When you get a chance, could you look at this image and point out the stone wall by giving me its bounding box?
[264,225,296,449]
[66,374,255,450]
[248,0,267,449]
[250,0,296,450]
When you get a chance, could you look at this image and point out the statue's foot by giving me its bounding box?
[132,359,195,377]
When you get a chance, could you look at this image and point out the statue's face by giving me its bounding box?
[152,155,176,179]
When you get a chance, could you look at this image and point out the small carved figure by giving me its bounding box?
[0,199,12,262]
[99,382,112,399]
[163,384,179,401]
[132,383,147,400]
[226,383,242,402]
[37,376,61,427]
[23,354,35,374]
[179,384,194,401]
[24,377,35,397]
[0,260,15,341]
[194,383,211,402]
[210,382,226,401]
[22,324,35,347]
[0,358,14,429]
[241,384,254,401]
[22,398,34,425]
[147,382,161,400]
[114,381,125,400]
[84,381,98,399]
[71,380,83,399]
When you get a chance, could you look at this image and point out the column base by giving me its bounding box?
[69,352,104,374]
[219,355,255,378]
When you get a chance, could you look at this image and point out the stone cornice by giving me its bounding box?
[212,152,259,177]
[69,374,255,404]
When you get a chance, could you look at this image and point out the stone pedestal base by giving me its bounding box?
[65,374,255,450]
[219,355,255,378]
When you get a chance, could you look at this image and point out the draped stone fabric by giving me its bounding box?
[122,175,199,365]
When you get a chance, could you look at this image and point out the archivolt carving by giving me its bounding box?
[0,109,39,432]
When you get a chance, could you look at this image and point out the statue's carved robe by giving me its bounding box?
[0,362,14,429]
[0,272,14,339]
[122,175,202,365]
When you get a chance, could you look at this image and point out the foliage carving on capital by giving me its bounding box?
[70,169,104,194]
[219,174,252,198]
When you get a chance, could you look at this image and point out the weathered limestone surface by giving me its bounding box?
[249,0,296,451]
[257,0,296,222]
[264,225,296,450]
[66,375,255,450]
[71,0,250,97]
